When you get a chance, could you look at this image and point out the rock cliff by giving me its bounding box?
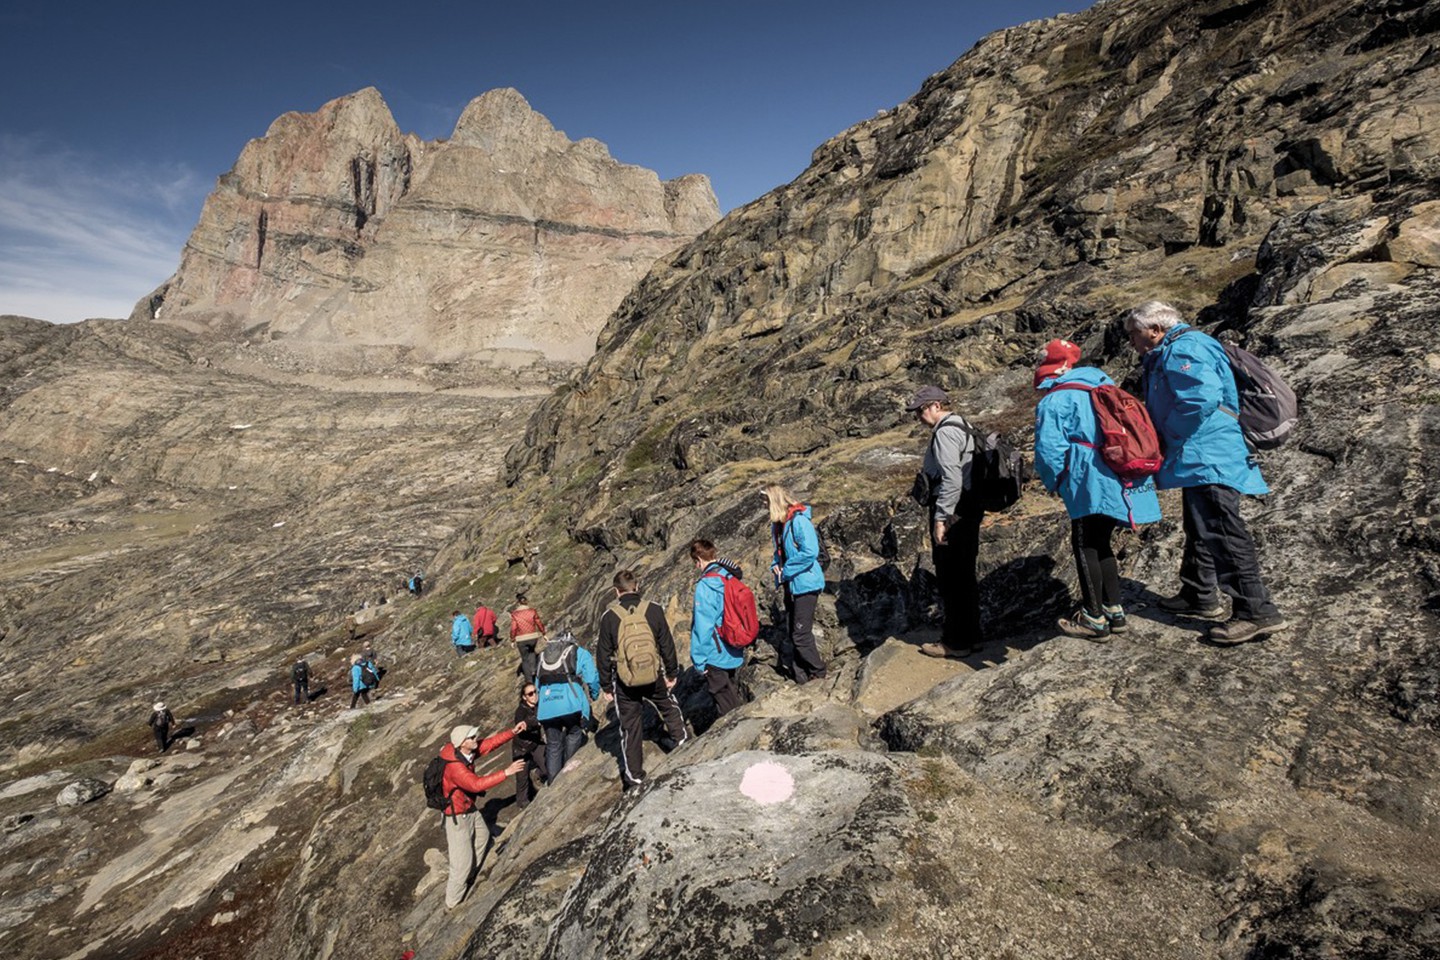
[134,87,719,364]
[1,1,1438,959]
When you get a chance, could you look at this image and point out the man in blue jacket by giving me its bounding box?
[1126,300,1286,644]
[689,539,746,716]
[534,631,600,779]
[451,610,476,657]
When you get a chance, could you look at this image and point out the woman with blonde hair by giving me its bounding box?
[763,484,828,684]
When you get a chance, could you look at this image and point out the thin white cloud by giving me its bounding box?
[0,135,204,323]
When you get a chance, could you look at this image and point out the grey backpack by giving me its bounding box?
[1220,342,1298,450]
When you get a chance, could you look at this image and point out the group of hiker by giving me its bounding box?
[432,521,831,908]
[419,297,1293,910]
[914,298,1290,658]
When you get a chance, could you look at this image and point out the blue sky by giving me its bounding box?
[0,0,1090,324]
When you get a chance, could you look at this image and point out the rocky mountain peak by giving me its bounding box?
[135,85,719,366]
[450,87,568,153]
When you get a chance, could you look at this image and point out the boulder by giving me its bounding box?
[55,779,110,807]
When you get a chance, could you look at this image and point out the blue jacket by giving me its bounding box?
[451,614,474,647]
[773,506,825,596]
[691,563,746,672]
[1142,325,1268,494]
[350,663,366,693]
[535,641,601,721]
[1034,367,1162,525]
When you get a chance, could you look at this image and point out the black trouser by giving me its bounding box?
[783,590,827,683]
[1179,484,1280,621]
[613,678,688,785]
[705,666,743,717]
[153,726,169,752]
[932,505,984,649]
[350,688,370,708]
[1071,515,1122,618]
[293,680,308,704]
[511,740,547,806]
[516,640,539,679]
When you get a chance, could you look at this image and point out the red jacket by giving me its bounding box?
[508,605,545,642]
[440,729,515,816]
[473,605,498,639]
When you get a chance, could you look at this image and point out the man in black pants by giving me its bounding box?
[907,385,986,659]
[596,570,688,791]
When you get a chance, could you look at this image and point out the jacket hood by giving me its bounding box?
[1037,365,1111,392]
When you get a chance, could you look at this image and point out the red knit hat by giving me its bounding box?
[1034,339,1081,388]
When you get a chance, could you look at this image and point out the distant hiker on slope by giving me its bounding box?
[534,630,600,779]
[511,683,546,808]
[508,592,546,678]
[349,655,371,708]
[407,571,424,596]
[764,484,829,684]
[688,539,751,718]
[452,609,476,657]
[907,385,986,660]
[430,723,525,909]
[596,569,688,791]
[1032,339,1161,641]
[148,702,174,752]
[291,658,310,705]
[473,600,499,649]
[1126,301,1286,644]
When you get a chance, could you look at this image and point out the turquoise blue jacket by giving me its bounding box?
[691,563,746,672]
[535,642,600,722]
[773,506,825,596]
[451,614,474,647]
[1035,367,1161,525]
[1142,325,1268,494]
[350,663,366,693]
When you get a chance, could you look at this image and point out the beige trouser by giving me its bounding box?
[444,811,481,908]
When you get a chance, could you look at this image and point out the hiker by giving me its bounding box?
[511,683,547,807]
[509,593,546,678]
[407,572,424,596]
[534,630,600,779]
[764,485,828,684]
[596,569,688,790]
[360,648,382,694]
[689,539,747,717]
[435,723,526,909]
[907,385,986,659]
[1033,339,1161,641]
[148,701,174,752]
[291,658,310,704]
[1126,300,1286,644]
[349,655,371,708]
[451,610,476,657]
[473,600,499,649]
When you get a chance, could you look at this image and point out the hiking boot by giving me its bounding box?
[918,642,975,659]
[1209,615,1288,645]
[1057,611,1110,643]
[1157,594,1225,620]
[1102,604,1129,634]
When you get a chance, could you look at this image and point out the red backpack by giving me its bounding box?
[1051,382,1163,483]
[704,570,760,649]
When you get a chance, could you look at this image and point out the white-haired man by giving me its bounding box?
[1125,300,1285,644]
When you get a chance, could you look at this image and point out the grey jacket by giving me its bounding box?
[921,414,975,522]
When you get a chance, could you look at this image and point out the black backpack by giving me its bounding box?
[535,639,578,686]
[423,755,458,811]
[360,662,379,688]
[917,416,1028,515]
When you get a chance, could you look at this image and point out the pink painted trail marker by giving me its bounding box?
[739,760,796,805]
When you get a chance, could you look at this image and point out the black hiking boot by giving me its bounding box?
[1209,614,1288,645]
[1158,594,1225,620]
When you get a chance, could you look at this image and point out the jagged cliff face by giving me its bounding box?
[3,2,1440,960]
[136,87,719,363]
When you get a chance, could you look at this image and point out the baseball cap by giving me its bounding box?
[905,385,949,411]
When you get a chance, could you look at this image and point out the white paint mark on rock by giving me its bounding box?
[739,760,795,805]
